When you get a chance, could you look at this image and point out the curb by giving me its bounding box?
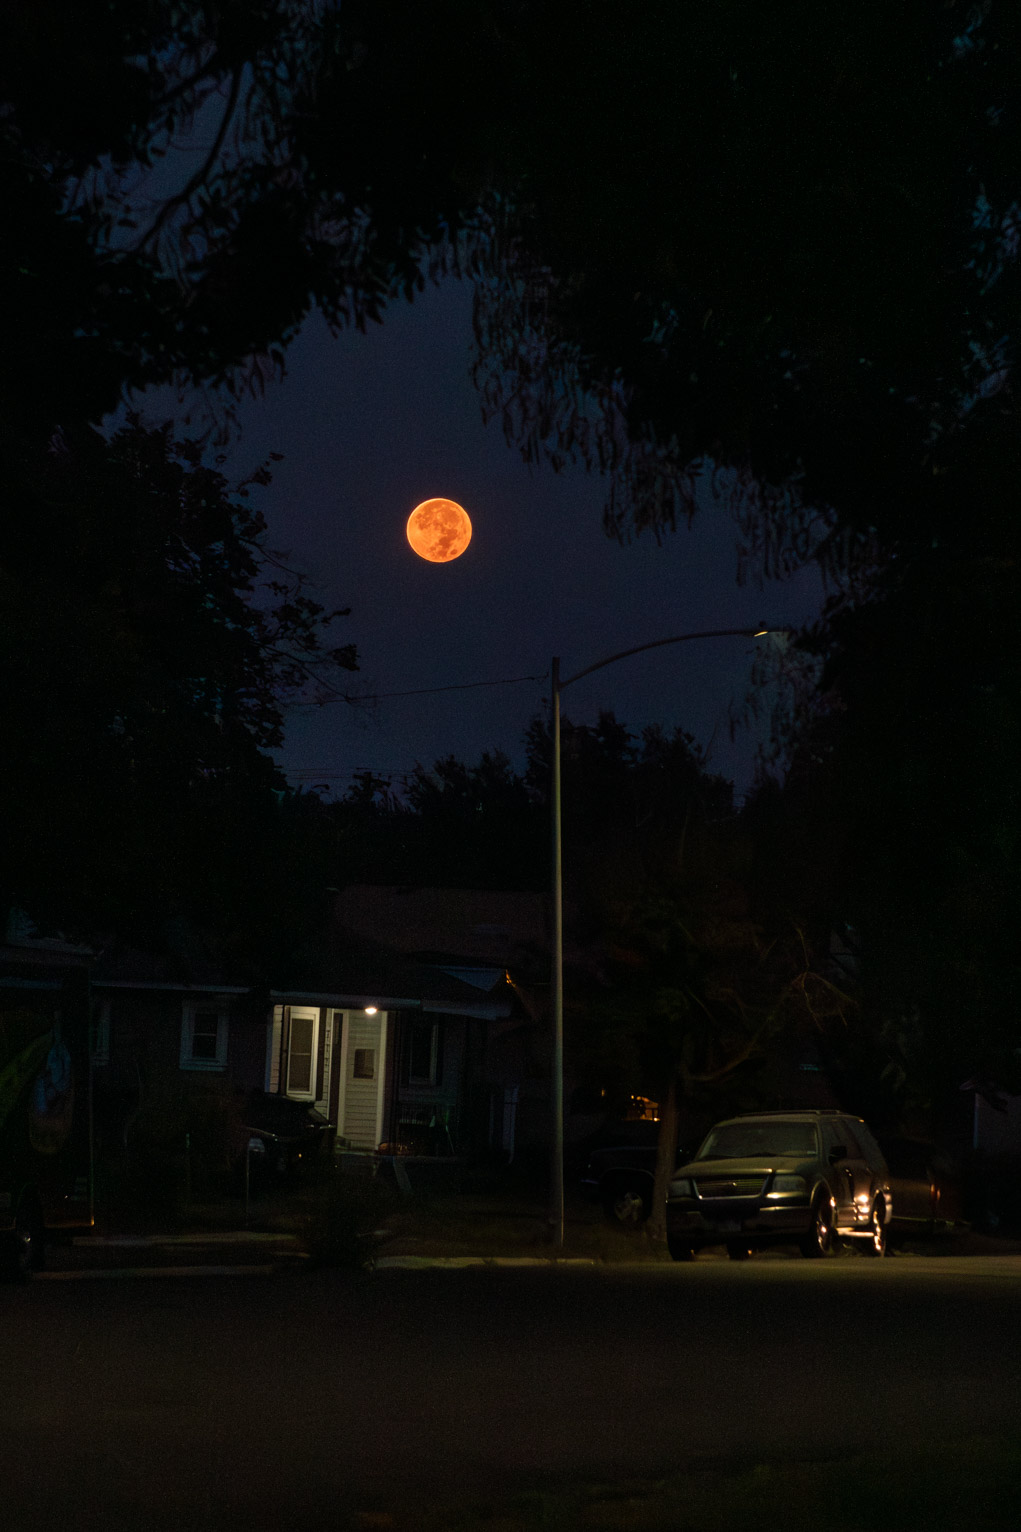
[41,1229,308,1279]
[372,1255,598,1269]
[39,1263,282,1281]
[76,1231,298,1248]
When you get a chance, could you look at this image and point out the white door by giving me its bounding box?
[335,1011,388,1150]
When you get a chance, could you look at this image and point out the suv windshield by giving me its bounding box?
[696,1121,819,1160]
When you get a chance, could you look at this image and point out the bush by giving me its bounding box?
[298,1169,398,1268]
[94,1080,245,1228]
[94,1138,187,1230]
[184,1083,244,1194]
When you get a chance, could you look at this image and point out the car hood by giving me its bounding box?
[679,1154,817,1182]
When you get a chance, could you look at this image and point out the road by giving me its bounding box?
[2,1257,1020,1530]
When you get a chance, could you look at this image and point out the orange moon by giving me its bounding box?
[406,498,472,563]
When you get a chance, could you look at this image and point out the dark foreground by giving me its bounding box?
[2,1258,1020,1530]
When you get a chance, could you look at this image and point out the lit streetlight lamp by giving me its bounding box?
[548,626,779,1247]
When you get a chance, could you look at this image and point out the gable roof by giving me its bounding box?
[272,929,512,1019]
[330,885,548,974]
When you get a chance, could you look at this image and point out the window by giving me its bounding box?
[821,1119,851,1160]
[179,1001,228,1071]
[91,997,111,1066]
[837,1119,865,1159]
[353,1048,375,1080]
[285,1007,319,1100]
[697,1121,818,1159]
[406,1018,441,1086]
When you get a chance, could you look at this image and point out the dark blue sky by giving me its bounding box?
[221,277,824,799]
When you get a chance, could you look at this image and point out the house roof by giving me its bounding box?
[330,885,548,973]
[88,900,522,1021]
[92,934,511,1020]
[92,942,243,990]
[274,928,513,1020]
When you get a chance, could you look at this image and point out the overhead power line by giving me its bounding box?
[344,670,546,704]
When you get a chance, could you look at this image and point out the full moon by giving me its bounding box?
[406,498,472,563]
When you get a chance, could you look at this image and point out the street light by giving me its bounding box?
[548,625,778,1247]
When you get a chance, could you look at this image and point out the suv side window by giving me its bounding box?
[838,1119,865,1159]
[820,1120,848,1159]
[852,1120,887,1171]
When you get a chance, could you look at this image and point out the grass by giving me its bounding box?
[92,1147,1021,1266]
[360,1186,672,1264]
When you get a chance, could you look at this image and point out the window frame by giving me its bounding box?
[406,1016,441,1086]
[352,1046,376,1081]
[284,1006,320,1101]
[179,1000,229,1072]
[91,996,111,1066]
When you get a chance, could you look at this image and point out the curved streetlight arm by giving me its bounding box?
[560,627,774,691]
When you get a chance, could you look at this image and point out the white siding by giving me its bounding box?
[336,1011,387,1149]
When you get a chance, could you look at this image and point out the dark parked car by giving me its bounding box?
[666,1109,892,1260]
[235,1091,333,1182]
[879,1135,963,1239]
[580,1123,694,1227]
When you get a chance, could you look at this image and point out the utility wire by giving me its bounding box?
[344,670,546,704]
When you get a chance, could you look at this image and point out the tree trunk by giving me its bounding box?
[645,1073,680,1245]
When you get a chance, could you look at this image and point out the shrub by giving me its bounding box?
[298,1169,398,1268]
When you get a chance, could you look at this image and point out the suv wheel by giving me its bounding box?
[864,1199,888,1257]
[667,1235,694,1261]
[602,1176,651,1228]
[799,1194,833,1259]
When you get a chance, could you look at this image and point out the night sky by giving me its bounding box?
[218,277,826,800]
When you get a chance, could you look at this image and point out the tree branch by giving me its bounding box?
[135,66,243,253]
[153,51,224,112]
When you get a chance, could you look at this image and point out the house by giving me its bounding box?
[266,933,514,1159]
[329,885,553,1162]
[960,1080,1021,1158]
[90,928,516,1176]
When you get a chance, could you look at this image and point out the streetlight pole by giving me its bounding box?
[550,656,564,1245]
[548,625,776,1247]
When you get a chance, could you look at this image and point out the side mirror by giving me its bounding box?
[828,1145,847,1165]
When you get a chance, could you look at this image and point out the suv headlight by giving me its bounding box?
[669,1176,694,1198]
[767,1174,808,1196]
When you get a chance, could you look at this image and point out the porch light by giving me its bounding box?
[364,1006,378,1015]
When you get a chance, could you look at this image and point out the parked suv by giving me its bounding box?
[666,1110,892,1260]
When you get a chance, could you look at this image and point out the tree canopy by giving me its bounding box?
[1,418,356,951]
[4,2,1016,556]
[2,2,1018,1109]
